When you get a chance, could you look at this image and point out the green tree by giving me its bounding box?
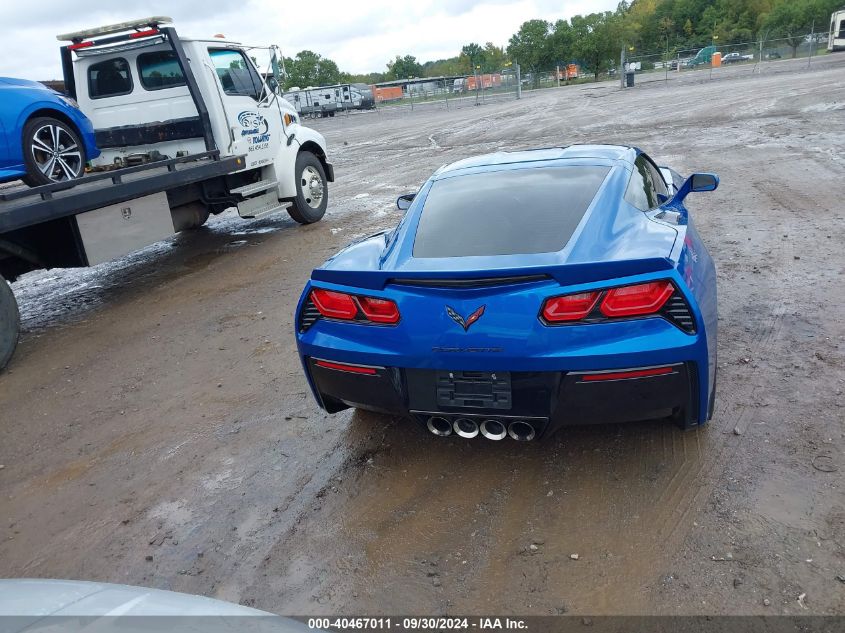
[386,54,423,80]
[571,11,623,80]
[507,19,552,82]
[764,0,813,57]
[548,19,576,67]
[283,50,341,89]
[460,43,485,72]
[482,42,507,72]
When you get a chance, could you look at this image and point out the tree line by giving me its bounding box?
[282,0,843,89]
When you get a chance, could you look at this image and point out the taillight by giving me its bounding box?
[542,291,600,322]
[309,289,400,325]
[541,280,685,329]
[358,296,400,324]
[310,289,358,320]
[600,281,674,317]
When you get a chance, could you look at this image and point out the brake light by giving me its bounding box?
[542,291,600,322]
[310,289,358,320]
[309,289,400,324]
[130,28,160,39]
[358,296,400,324]
[69,41,94,50]
[600,281,674,317]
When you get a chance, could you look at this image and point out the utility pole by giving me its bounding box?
[665,35,669,84]
[515,63,521,99]
[808,20,815,68]
[556,65,561,88]
[474,65,481,106]
[620,46,626,89]
[710,20,718,81]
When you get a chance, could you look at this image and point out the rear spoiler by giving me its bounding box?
[310,257,676,291]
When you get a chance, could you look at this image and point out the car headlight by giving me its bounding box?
[58,95,80,110]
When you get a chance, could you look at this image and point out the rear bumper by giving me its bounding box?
[304,357,700,438]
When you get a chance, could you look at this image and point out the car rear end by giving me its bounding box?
[295,155,715,440]
[296,268,710,440]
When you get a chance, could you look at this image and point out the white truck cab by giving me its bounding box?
[58,16,333,224]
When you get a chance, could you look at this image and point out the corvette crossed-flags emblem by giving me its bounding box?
[445,305,486,331]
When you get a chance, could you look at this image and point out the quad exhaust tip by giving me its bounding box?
[508,420,536,442]
[427,416,452,437]
[453,417,479,439]
[480,419,507,441]
[427,416,537,441]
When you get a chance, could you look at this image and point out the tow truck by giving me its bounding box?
[0,17,334,370]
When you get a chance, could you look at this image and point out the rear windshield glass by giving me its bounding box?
[88,58,132,99]
[413,166,610,258]
[137,51,186,90]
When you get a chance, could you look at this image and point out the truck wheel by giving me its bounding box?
[22,116,87,187]
[288,152,327,224]
[0,275,20,371]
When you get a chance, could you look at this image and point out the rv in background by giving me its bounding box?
[283,83,375,118]
[830,6,845,51]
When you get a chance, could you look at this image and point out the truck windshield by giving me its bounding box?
[413,165,610,258]
[209,48,264,100]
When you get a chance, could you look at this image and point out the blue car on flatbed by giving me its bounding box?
[295,145,719,441]
[0,77,99,186]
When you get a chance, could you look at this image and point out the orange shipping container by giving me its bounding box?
[371,85,404,102]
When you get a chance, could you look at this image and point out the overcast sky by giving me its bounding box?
[0,0,620,80]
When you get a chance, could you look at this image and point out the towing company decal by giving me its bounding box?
[238,111,271,152]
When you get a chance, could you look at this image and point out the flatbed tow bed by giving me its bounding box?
[0,151,243,234]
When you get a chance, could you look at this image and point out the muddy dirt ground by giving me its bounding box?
[1,55,844,616]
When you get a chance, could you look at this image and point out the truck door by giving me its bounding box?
[207,47,281,170]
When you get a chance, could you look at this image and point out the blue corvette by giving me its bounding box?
[296,145,718,441]
[0,77,99,186]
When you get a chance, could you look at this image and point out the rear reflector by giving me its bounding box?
[600,281,674,317]
[314,360,378,375]
[310,289,358,320]
[580,367,674,382]
[542,291,600,322]
[69,41,94,50]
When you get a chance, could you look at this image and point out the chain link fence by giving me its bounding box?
[303,29,837,122]
[625,31,834,84]
[369,71,521,113]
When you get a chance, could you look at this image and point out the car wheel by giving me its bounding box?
[0,275,20,371]
[21,116,87,187]
[287,152,327,224]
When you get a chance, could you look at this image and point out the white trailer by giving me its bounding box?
[829,7,845,51]
[0,17,335,369]
[284,84,374,118]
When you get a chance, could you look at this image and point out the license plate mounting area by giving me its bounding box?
[435,370,512,409]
